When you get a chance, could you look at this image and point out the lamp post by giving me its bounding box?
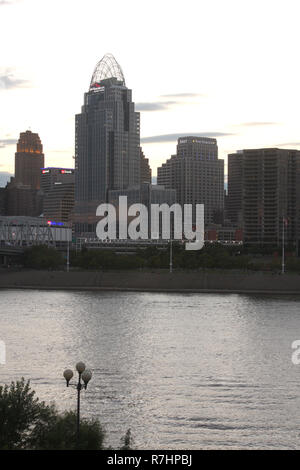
[66,222,71,272]
[282,216,286,275]
[169,235,173,273]
[63,362,92,448]
[67,238,70,272]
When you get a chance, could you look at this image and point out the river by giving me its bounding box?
[0,289,300,449]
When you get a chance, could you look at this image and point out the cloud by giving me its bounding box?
[0,69,31,90]
[0,0,19,5]
[160,93,204,98]
[141,132,234,144]
[0,138,17,148]
[135,101,177,112]
[136,93,204,112]
[276,142,300,147]
[236,122,279,127]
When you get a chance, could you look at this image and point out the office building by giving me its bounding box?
[5,130,44,217]
[41,167,74,193]
[108,183,176,239]
[157,136,224,225]
[6,182,43,217]
[227,148,300,246]
[0,189,6,215]
[227,151,244,225]
[14,130,44,189]
[41,168,75,223]
[74,53,140,235]
[140,148,152,184]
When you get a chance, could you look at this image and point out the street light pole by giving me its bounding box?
[63,362,92,449]
[76,372,81,446]
[169,234,173,273]
[282,216,285,275]
[67,239,70,272]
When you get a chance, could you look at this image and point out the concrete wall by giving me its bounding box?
[0,269,300,294]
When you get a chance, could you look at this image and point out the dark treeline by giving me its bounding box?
[20,243,300,272]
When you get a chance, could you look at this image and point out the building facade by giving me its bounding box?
[157,136,224,225]
[41,168,75,223]
[140,147,152,184]
[41,167,75,193]
[227,151,244,225]
[108,183,176,239]
[14,130,44,189]
[5,130,44,217]
[227,148,300,246]
[74,54,140,235]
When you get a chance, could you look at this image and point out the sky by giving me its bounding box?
[1,0,300,185]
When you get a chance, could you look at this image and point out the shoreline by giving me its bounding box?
[0,269,300,295]
[1,285,300,295]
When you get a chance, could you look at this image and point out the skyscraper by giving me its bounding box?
[41,168,75,223]
[74,53,140,234]
[15,130,44,189]
[140,147,152,184]
[157,136,224,224]
[6,130,44,217]
[227,151,243,225]
[227,148,300,246]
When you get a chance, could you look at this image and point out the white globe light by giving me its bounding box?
[82,369,92,389]
[76,362,86,373]
[63,369,73,386]
[82,369,92,384]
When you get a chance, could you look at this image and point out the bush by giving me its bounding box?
[286,257,300,272]
[0,379,113,450]
[28,410,105,450]
[23,245,63,270]
[0,378,55,449]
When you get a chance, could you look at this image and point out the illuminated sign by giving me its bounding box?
[60,169,73,174]
[42,169,50,174]
[47,220,64,227]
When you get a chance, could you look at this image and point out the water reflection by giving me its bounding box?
[0,290,300,449]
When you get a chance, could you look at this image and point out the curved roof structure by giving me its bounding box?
[89,53,126,90]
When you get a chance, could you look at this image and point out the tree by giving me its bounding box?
[22,245,63,270]
[0,379,105,450]
[28,410,105,450]
[0,378,54,449]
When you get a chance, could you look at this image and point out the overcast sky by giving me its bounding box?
[1,0,300,184]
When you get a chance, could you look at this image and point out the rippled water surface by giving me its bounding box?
[1,289,300,449]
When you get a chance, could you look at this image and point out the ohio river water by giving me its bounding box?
[1,289,300,449]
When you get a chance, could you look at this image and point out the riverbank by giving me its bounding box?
[0,268,299,294]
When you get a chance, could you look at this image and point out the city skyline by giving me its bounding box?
[1,0,300,184]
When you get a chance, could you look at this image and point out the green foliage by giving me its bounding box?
[21,242,300,272]
[0,379,105,450]
[28,410,105,450]
[71,249,146,270]
[23,245,63,270]
[286,257,300,272]
[0,378,54,449]
[69,244,253,271]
